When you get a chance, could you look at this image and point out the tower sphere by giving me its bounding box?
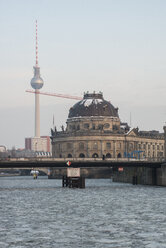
[31,66,44,90]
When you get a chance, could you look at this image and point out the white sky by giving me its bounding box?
[0,0,166,149]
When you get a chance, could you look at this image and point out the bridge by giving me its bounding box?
[0,157,164,168]
[0,158,166,186]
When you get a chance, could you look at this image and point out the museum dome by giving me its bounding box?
[68,92,119,118]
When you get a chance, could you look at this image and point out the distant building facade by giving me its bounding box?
[0,146,6,153]
[51,92,165,160]
[25,136,51,153]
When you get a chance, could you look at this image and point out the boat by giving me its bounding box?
[30,170,39,179]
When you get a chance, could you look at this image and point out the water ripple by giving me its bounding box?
[0,177,166,248]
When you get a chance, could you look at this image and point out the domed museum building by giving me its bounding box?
[51,92,165,160]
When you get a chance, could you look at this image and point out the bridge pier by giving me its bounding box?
[132,176,138,185]
[113,165,166,186]
[157,164,166,186]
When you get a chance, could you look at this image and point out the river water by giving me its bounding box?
[0,176,166,248]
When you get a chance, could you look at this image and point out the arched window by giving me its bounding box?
[106,153,111,158]
[67,154,72,158]
[79,153,85,158]
[92,153,98,158]
[117,153,121,158]
[79,142,84,150]
[59,154,62,158]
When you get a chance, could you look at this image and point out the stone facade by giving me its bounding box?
[51,92,165,160]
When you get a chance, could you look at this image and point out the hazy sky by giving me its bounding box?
[1,0,166,149]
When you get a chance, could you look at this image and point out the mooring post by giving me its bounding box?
[62,167,85,188]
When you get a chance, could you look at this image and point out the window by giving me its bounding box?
[117,153,121,158]
[98,124,103,130]
[104,123,110,129]
[69,125,72,130]
[129,143,133,149]
[113,125,118,131]
[67,154,72,158]
[93,142,98,149]
[106,153,111,158]
[79,153,85,158]
[84,123,89,129]
[92,153,98,158]
[79,142,84,150]
[58,144,61,151]
[67,143,73,149]
[106,142,111,149]
[92,124,95,130]
[117,143,121,149]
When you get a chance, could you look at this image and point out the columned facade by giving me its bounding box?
[51,92,164,160]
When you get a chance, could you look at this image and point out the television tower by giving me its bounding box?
[30,20,44,137]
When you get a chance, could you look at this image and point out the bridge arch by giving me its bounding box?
[38,168,48,175]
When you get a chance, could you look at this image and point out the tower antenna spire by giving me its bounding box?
[36,19,38,67]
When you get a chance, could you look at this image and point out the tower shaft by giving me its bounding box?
[35,89,40,137]
[30,20,44,138]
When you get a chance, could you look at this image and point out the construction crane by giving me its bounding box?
[26,89,82,100]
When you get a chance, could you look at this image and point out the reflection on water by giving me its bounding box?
[0,177,166,248]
